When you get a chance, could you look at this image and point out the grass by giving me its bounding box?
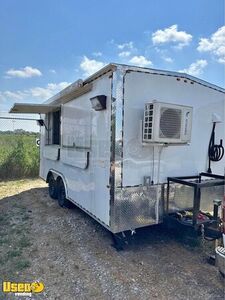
[0,215,10,226]
[0,132,40,179]
[7,249,22,259]
[18,236,32,248]
[0,179,47,291]
[0,204,32,280]
[0,178,47,201]
[14,260,31,270]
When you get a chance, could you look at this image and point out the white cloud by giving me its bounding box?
[179,59,208,76]
[2,91,27,100]
[197,26,225,64]
[118,41,134,50]
[129,56,153,67]
[154,48,174,63]
[0,90,28,103]
[0,81,71,103]
[154,47,165,54]
[5,66,42,78]
[152,25,192,49]
[49,69,56,74]
[0,92,5,103]
[163,57,173,63]
[93,52,102,57]
[29,82,70,99]
[80,56,106,77]
[118,51,131,58]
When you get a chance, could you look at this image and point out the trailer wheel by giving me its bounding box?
[48,175,58,199]
[58,179,71,208]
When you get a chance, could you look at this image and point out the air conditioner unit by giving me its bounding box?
[143,101,193,144]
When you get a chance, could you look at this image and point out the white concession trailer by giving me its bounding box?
[10,64,225,245]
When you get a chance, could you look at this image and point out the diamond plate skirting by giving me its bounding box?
[110,185,164,233]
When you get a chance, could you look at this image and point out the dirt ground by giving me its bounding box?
[0,179,224,300]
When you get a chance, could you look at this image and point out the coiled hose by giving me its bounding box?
[207,122,224,173]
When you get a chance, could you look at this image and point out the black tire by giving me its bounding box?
[48,175,58,199]
[58,179,71,208]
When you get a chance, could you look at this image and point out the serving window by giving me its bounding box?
[61,105,91,149]
[45,110,61,145]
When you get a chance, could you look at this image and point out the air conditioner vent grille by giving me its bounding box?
[143,104,154,140]
[159,107,182,139]
[143,101,192,144]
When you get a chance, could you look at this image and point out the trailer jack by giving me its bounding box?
[111,230,136,251]
[111,232,126,251]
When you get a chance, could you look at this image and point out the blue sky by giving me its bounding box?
[0,0,224,111]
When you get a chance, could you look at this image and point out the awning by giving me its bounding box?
[9,103,60,114]
[9,82,93,114]
[45,82,93,105]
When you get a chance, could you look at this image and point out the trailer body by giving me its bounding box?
[10,64,225,233]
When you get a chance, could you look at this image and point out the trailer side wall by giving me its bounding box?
[40,74,112,226]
